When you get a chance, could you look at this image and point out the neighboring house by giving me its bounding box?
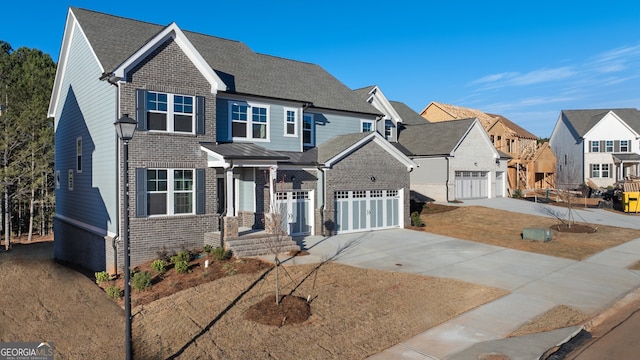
[549,109,640,188]
[397,118,509,201]
[421,101,556,192]
[48,8,415,272]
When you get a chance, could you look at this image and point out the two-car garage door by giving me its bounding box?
[454,171,488,199]
[334,189,401,234]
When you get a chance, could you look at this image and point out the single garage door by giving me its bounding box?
[455,171,488,199]
[275,190,313,236]
[334,189,400,234]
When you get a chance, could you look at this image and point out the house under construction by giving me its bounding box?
[421,102,556,192]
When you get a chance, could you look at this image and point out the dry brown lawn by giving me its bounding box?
[416,203,640,261]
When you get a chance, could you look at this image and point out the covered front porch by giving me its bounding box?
[613,153,640,181]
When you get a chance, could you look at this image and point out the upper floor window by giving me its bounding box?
[590,141,600,152]
[146,91,195,133]
[284,109,297,137]
[303,114,314,147]
[605,140,614,152]
[361,120,374,132]
[76,137,82,173]
[385,120,393,140]
[621,140,630,152]
[230,101,269,141]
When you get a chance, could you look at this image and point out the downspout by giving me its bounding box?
[445,157,451,202]
[320,166,328,236]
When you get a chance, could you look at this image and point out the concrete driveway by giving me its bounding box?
[287,198,640,359]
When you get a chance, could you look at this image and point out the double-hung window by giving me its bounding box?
[591,163,611,178]
[621,140,630,152]
[591,164,601,178]
[146,91,195,133]
[76,137,82,173]
[284,108,297,137]
[146,169,194,216]
[590,141,600,152]
[605,140,614,153]
[230,101,269,140]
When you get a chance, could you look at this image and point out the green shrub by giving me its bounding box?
[132,271,152,291]
[174,260,190,274]
[170,250,191,264]
[203,244,213,253]
[95,271,110,284]
[410,211,423,227]
[222,262,237,276]
[151,259,167,274]
[209,247,231,261]
[106,285,122,299]
[512,189,523,198]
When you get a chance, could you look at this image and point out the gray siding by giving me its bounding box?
[313,112,372,145]
[550,115,584,186]
[54,21,118,235]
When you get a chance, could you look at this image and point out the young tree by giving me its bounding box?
[554,157,581,228]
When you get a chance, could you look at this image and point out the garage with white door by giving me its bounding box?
[334,189,401,233]
[275,190,313,236]
[454,171,488,199]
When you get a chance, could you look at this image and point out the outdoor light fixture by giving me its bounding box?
[114,114,137,360]
[370,176,376,182]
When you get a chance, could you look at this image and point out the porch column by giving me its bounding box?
[268,165,278,212]
[225,167,234,216]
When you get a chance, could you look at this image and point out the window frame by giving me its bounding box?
[283,108,297,137]
[621,140,629,152]
[146,168,195,216]
[361,120,374,133]
[146,91,195,134]
[76,137,82,173]
[590,141,600,152]
[605,140,614,153]
[602,163,610,178]
[229,100,270,141]
[303,113,315,147]
[591,164,601,178]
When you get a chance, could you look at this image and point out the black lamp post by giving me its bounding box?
[114,114,137,360]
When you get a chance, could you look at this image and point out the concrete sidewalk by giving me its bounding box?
[284,199,640,359]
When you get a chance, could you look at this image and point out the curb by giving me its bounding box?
[540,287,640,359]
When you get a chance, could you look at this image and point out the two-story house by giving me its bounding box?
[421,101,556,192]
[549,109,640,188]
[48,8,415,272]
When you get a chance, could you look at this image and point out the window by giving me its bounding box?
[56,170,60,189]
[146,91,194,133]
[68,169,73,191]
[146,169,194,216]
[605,140,614,152]
[229,101,269,140]
[621,140,630,152]
[591,141,600,152]
[591,163,611,178]
[76,137,82,173]
[303,114,314,147]
[384,120,394,140]
[361,120,374,132]
[284,109,297,136]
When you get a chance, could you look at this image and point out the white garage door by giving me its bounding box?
[334,189,400,234]
[275,190,313,236]
[455,171,488,199]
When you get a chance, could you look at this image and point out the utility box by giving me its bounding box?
[522,228,552,242]
[623,192,640,213]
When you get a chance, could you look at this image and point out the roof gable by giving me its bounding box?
[561,108,640,138]
[353,85,402,123]
[319,132,415,171]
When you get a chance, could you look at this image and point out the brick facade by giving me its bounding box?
[115,39,220,268]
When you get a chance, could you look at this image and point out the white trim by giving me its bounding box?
[55,213,117,238]
[146,168,196,216]
[146,91,196,134]
[360,119,375,133]
[228,100,271,142]
[112,23,226,94]
[583,111,640,139]
[283,107,298,137]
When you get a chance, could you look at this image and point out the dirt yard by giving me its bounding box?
[3,204,640,359]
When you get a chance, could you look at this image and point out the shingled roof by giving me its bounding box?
[70,7,379,115]
[560,108,640,137]
[397,119,476,156]
[390,101,429,125]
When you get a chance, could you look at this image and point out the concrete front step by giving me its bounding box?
[225,235,300,257]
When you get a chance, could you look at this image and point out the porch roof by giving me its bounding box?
[200,142,289,160]
[613,153,640,162]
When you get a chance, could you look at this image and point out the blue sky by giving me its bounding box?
[2,1,639,137]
